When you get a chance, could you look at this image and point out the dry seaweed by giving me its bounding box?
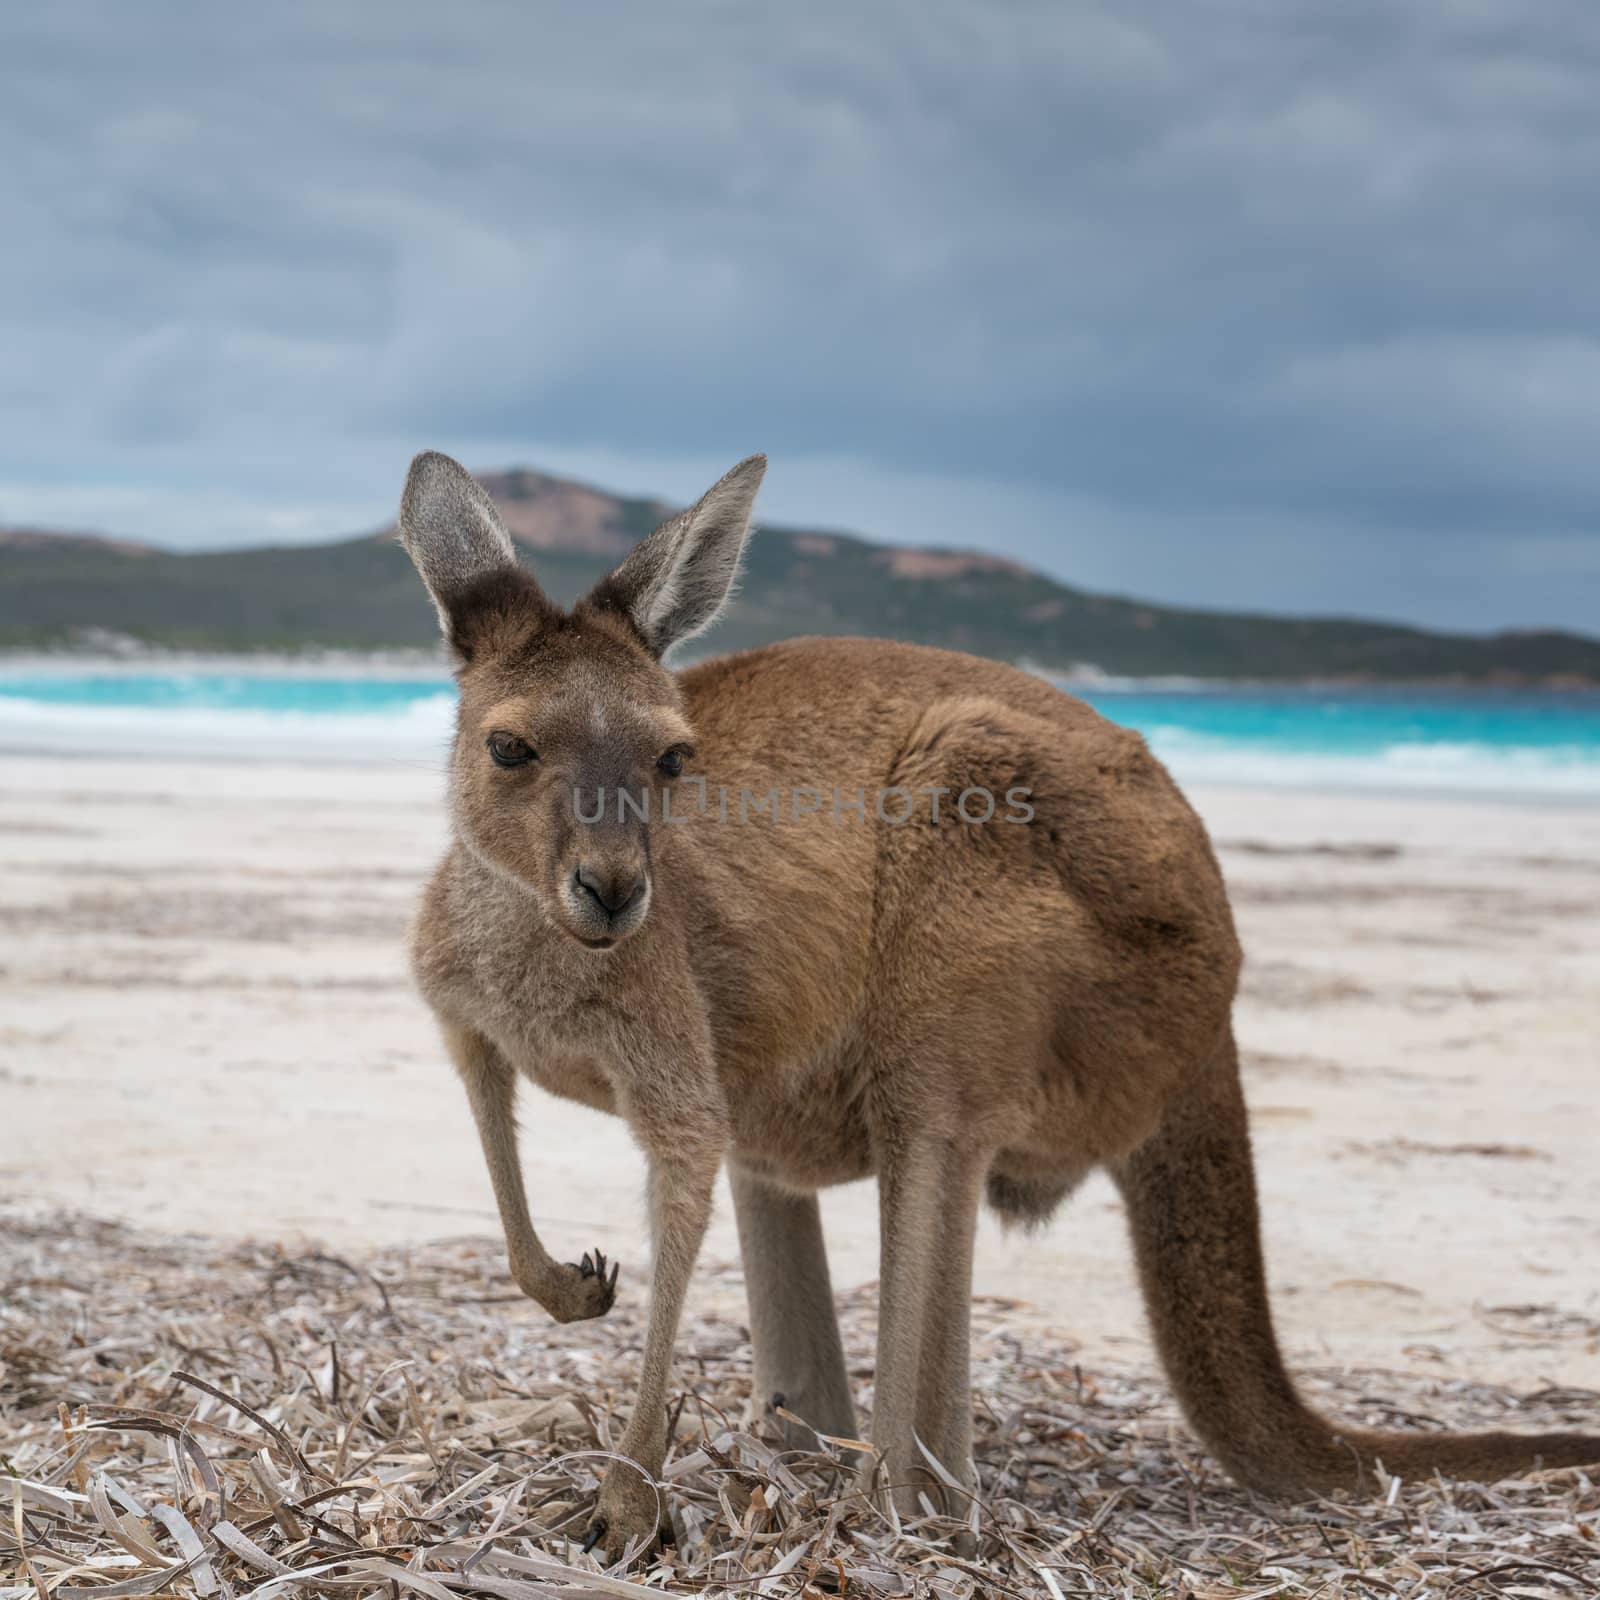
[2,1203,1595,1599]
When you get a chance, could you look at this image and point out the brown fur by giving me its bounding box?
[396,452,1599,1555]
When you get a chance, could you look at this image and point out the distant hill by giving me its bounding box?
[3,468,1598,683]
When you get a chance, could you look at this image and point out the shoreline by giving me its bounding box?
[2,737,1598,808]
[0,648,455,678]
[4,656,1600,802]
[4,647,1599,694]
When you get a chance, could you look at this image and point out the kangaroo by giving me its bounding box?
[397,449,1599,1556]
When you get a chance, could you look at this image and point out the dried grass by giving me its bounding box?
[2,1204,1596,1599]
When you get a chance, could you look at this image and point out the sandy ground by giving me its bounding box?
[2,750,1597,1396]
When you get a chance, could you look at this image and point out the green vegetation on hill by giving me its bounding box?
[2,482,1598,682]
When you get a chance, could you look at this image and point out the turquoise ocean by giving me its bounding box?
[2,664,1599,798]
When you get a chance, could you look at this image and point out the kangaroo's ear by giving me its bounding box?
[587,454,766,657]
[399,451,550,659]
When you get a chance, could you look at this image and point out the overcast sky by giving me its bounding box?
[3,3,1599,632]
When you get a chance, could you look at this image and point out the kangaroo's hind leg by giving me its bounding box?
[912,1154,982,1496]
[869,1131,986,1516]
[730,1167,857,1445]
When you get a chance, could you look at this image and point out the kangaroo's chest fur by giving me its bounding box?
[414,841,879,1187]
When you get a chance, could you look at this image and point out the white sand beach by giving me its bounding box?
[2,749,1597,1394]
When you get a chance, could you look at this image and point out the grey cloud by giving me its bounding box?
[1,1,1599,631]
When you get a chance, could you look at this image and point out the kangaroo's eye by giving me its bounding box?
[657,746,689,778]
[488,732,536,768]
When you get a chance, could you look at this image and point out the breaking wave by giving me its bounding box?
[2,666,1598,796]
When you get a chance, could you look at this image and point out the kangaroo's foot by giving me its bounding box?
[584,1459,666,1562]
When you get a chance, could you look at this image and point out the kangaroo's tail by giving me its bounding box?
[1112,1031,1599,1495]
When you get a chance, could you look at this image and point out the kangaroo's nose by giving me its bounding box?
[574,864,646,915]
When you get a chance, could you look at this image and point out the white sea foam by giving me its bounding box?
[3,689,1598,797]
[1024,660,1223,693]
[0,692,460,761]
[1143,729,1600,797]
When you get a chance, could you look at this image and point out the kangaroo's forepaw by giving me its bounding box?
[539,1248,619,1323]
[585,1461,664,1562]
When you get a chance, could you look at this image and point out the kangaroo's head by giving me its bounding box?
[399,450,766,950]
